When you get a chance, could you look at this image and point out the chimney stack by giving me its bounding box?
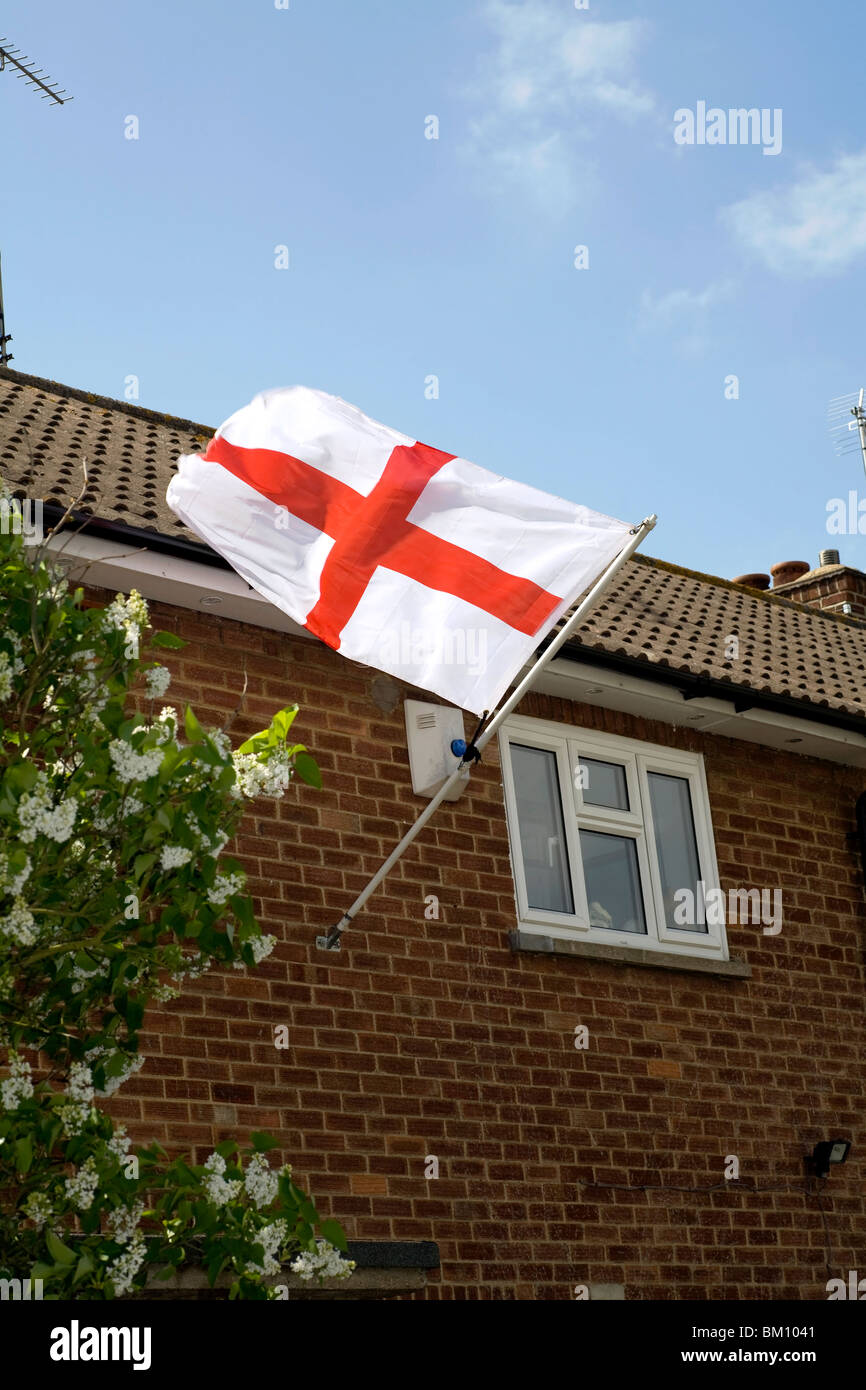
[732,551,866,619]
[731,572,771,590]
[770,560,810,588]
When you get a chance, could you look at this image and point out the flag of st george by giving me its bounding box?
[166,387,632,715]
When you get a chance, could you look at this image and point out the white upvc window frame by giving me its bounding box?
[500,715,728,961]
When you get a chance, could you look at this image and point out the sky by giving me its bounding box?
[2,0,865,580]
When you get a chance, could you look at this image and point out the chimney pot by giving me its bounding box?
[770,560,810,588]
[818,548,841,568]
[732,572,771,590]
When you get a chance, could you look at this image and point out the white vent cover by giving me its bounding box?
[404,700,469,801]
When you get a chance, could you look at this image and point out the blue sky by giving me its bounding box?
[2,0,865,579]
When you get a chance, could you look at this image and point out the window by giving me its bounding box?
[500,717,726,959]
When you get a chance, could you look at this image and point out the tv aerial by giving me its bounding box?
[0,39,74,366]
[0,37,73,106]
[828,388,866,478]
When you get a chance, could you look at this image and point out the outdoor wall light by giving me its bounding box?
[807,1140,851,1179]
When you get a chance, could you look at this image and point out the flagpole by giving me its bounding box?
[316,514,657,950]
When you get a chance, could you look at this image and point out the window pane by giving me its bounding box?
[580,757,629,811]
[511,745,574,913]
[647,772,705,933]
[579,830,646,934]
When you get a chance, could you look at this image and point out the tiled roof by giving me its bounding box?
[0,366,210,541]
[573,555,866,721]
[3,366,866,724]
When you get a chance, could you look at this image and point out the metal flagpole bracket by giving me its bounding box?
[316,914,351,952]
[315,514,657,952]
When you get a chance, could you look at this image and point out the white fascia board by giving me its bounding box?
[528,655,866,769]
[44,531,312,640]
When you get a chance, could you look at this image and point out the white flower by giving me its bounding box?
[58,1101,90,1137]
[153,706,178,744]
[203,1172,242,1207]
[71,961,106,994]
[290,1239,355,1281]
[159,844,193,872]
[0,899,36,946]
[23,1191,53,1229]
[245,1219,287,1277]
[251,934,276,964]
[202,1150,242,1206]
[244,1153,279,1210]
[102,590,149,645]
[107,1126,131,1162]
[0,1051,34,1109]
[66,1061,94,1103]
[0,852,31,898]
[109,739,163,784]
[232,747,293,799]
[206,872,244,906]
[0,633,25,700]
[208,729,232,759]
[64,1157,99,1211]
[206,830,230,859]
[18,774,77,845]
[170,952,211,982]
[150,980,180,1003]
[106,1229,147,1296]
[92,1053,144,1098]
[0,648,24,701]
[232,934,277,970]
[145,665,171,699]
[105,1201,145,1245]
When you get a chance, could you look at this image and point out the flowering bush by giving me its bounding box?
[0,513,352,1298]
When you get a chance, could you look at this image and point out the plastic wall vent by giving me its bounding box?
[404,700,468,801]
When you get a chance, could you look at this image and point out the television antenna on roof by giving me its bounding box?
[0,41,74,368]
[828,388,866,478]
[0,38,74,105]
[0,254,11,366]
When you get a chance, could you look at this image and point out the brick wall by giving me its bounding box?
[97,587,866,1301]
[774,567,866,620]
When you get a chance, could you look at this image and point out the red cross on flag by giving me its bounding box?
[166,387,631,715]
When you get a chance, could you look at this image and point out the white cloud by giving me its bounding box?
[723,152,866,275]
[638,282,733,325]
[635,281,734,357]
[464,0,654,211]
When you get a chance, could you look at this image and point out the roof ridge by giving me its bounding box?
[631,551,866,628]
[0,365,214,437]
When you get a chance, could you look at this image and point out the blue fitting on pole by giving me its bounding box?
[450,738,467,758]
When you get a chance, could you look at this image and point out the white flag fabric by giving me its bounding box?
[166,387,631,715]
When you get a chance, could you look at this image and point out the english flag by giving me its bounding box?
[166,387,631,715]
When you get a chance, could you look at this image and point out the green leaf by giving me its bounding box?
[150,631,186,649]
[250,1132,280,1152]
[185,705,204,742]
[46,1231,76,1266]
[293,752,322,788]
[73,1252,96,1284]
[133,852,157,882]
[271,705,299,741]
[14,1136,33,1174]
[126,997,145,1031]
[320,1219,348,1253]
[237,732,267,755]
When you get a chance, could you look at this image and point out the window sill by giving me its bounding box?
[135,1242,440,1301]
[509,929,751,979]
